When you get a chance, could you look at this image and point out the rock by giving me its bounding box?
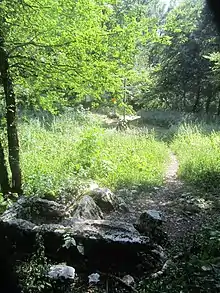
[151,247,167,262]
[88,273,100,284]
[135,210,167,246]
[56,219,149,245]
[122,275,135,286]
[71,196,103,220]
[88,187,128,213]
[144,210,164,224]
[0,197,162,275]
[34,220,157,274]
[201,265,212,272]
[3,196,70,225]
[137,210,164,232]
[48,264,75,280]
[87,182,99,191]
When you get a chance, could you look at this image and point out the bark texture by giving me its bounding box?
[0,46,22,194]
[0,137,10,195]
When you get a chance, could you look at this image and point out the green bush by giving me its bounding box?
[16,234,51,293]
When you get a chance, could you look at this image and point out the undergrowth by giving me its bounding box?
[19,111,169,196]
[16,234,51,293]
[171,123,220,190]
[139,219,220,293]
[16,233,75,293]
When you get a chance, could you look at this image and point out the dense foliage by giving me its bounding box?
[0,0,163,113]
[0,0,163,194]
[1,0,220,114]
[140,0,220,114]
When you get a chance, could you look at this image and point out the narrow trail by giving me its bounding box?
[100,115,216,246]
[165,151,179,183]
[107,151,207,245]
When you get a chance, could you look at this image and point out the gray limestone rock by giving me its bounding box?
[71,195,103,220]
[138,210,164,232]
[135,210,168,246]
[122,275,135,286]
[0,197,163,274]
[88,187,128,213]
[48,264,75,280]
[88,273,100,284]
[2,196,70,225]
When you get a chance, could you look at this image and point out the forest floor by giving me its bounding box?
[15,113,220,292]
[106,151,215,247]
[70,115,219,292]
[101,115,220,251]
[101,118,220,291]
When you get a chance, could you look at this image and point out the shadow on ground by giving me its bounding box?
[106,150,220,247]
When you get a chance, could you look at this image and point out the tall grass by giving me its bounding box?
[138,109,220,128]
[95,129,169,188]
[171,123,220,190]
[19,111,169,196]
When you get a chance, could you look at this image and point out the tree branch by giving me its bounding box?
[8,40,71,55]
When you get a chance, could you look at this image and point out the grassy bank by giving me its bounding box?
[171,123,220,190]
[19,112,169,196]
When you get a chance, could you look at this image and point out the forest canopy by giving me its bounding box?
[1,0,219,113]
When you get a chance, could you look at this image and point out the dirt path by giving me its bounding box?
[107,151,213,246]
[98,115,217,247]
[165,151,179,183]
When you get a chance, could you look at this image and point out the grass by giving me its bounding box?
[15,110,220,293]
[17,108,220,195]
[138,109,220,128]
[19,110,169,196]
[171,123,220,190]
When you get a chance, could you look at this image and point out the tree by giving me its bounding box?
[0,138,10,194]
[139,0,220,114]
[0,0,22,195]
[0,0,160,194]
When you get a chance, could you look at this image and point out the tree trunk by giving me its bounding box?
[0,47,22,195]
[182,86,186,110]
[217,96,220,116]
[192,83,201,113]
[0,137,10,195]
[205,95,212,114]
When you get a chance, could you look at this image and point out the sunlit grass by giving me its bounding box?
[19,112,169,196]
[171,123,220,190]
